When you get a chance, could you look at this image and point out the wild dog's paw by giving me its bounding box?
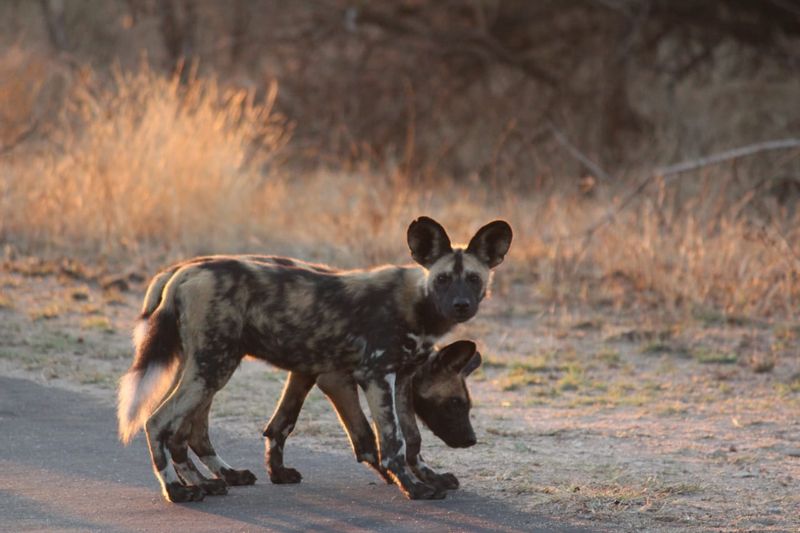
[385,464,446,499]
[199,478,229,496]
[364,464,393,484]
[410,463,459,490]
[358,455,394,484]
[402,481,447,500]
[164,482,205,503]
[269,466,303,484]
[375,466,394,485]
[432,472,459,491]
[220,468,257,486]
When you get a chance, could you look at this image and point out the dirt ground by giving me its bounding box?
[1,258,798,532]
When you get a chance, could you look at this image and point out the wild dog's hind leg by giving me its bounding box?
[169,400,229,495]
[316,372,392,484]
[188,400,255,487]
[186,363,256,487]
[263,372,316,483]
[144,362,211,503]
[172,455,228,495]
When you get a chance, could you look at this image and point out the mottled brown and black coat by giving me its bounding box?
[138,254,483,491]
[117,217,511,502]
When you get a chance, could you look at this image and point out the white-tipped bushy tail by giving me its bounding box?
[117,360,178,444]
[132,318,149,350]
[117,285,183,445]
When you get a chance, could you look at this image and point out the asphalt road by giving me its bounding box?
[0,376,585,532]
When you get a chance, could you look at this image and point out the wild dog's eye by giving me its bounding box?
[435,273,451,286]
[466,273,482,286]
[448,397,462,407]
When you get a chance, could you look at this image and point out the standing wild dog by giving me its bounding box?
[139,257,483,489]
[117,216,511,501]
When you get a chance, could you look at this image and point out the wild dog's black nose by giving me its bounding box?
[453,299,470,313]
[462,434,477,447]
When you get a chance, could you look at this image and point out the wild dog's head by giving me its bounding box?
[412,340,481,448]
[408,216,512,323]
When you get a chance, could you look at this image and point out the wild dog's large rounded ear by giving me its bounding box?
[407,216,453,268]
[462,351,482,377]
[437,340,478,373]
[466,220,512,268]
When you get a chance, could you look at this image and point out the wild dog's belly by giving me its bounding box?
[242,322,368,374]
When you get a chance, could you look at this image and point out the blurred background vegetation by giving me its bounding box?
[1,0,799,319]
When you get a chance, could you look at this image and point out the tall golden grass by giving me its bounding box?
[1,59,798,319]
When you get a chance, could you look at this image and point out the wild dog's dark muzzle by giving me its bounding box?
[453,298,470,314]
[458,433,477,448]
[441,282,479,322]
[438,425,476,448]
[450,300,476,322]
[446,427,476,448]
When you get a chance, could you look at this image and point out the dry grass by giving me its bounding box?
[1,61,292,256]
[1,59,799,321]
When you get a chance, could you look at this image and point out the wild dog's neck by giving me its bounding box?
[412,296,456,337]
[393,266,456,337]
[409,268,456,336]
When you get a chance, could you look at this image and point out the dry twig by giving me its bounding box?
[0,121,40,157]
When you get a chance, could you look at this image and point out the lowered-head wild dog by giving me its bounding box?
[118,216,511,501]
[263,339,482,491]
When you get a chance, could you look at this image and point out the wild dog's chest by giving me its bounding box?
[401,333,437,365]
[353,332,438,381]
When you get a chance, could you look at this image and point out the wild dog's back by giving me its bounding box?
[167,257,423,375]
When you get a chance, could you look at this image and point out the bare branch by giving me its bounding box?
[655,139,800,178]
[545,137,800,245]
[548,123,614,183]
[0,121,40,157]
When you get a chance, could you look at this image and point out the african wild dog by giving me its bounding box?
[117,216,512,501]
[263,339,482,490]
[139,256,483,490]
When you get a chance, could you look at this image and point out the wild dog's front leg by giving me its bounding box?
[316,372,392,484]
[396,372,460,490]
[361,373,445,500]
[263,372,316,484]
